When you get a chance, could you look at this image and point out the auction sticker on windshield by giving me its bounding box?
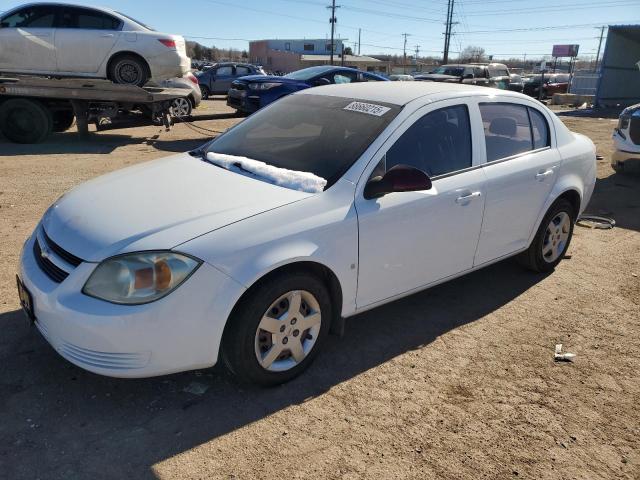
[343,101,391,116]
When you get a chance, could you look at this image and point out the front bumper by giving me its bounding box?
[226,88,260,113]
[18,231,245,378]
[612,131,640,172]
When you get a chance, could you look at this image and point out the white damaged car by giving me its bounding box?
[612,103,640,173]
[17,82,596,385]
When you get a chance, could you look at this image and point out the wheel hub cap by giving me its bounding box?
[542,211,571,263]
[254,290,322,372]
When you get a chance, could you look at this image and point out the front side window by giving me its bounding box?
[59,7,121,30]
[235,66,250,76]
[206,94,401,188]
[0,6,56,28]
[383,105,472,178]
[480,103,549,161]
[332,71,357,84]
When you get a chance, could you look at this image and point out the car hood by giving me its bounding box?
[236,74,308,85]
[42,153,312,262]
[415,74,461,82]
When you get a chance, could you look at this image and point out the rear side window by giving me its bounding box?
[216,66,233,76]
[480,103,532,161]
[385,105,472,177]
[59,8,121,30]
[529,108,550,149]
[1,7,56,28]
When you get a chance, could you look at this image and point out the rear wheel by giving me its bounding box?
[0,98,53,143]
[108,54,149,87]
[200,85,210,100]
[222,271,332,386]
[519,198,575,272]
[171,97,192,118]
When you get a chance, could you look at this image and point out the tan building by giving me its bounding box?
[249,39,389,74]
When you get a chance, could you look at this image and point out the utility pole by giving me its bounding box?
[443,0,456,64]
[414,45,420,68]
[327,0,340,65]
[358,28,361,56]
[595,26,606,72]
[402,33,410,74]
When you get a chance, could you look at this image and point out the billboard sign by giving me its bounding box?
[552,44,579,57]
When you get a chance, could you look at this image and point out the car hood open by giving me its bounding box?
[42,153,312,262]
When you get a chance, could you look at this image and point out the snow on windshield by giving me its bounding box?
[206,152,327,194]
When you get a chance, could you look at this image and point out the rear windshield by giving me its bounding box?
[206,94,401,188]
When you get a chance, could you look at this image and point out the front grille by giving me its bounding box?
[629,116,640,145]
[33,239,69,283]
[43,230,83,267]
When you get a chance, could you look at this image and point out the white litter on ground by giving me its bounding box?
[206,152,327,194]
[554,344,576,362]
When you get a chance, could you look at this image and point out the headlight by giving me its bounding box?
[83,252,201,305]
[248,82,282,91]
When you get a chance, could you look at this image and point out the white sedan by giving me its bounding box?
[0,3,189,86]
[17,82,596,385]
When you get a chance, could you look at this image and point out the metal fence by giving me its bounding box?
[569,72,599,95]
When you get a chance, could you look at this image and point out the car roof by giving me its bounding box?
[297,81,521,106]
[8,2,120,16]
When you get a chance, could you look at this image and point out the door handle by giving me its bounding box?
[455,191,481,204]
[535,169,555,180]
[100,33,115,38]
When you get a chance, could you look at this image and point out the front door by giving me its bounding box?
[54,7,120,74]
[0,5,57,73]
[473,100,561,265]
[355,102,487,308]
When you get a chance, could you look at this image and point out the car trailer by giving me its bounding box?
[0,75,189,144]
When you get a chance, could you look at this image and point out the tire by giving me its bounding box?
[200,86,210,100]
[221,271,332,386]
[0,98,53,144]
[171,96,192,119]
[108,54,149,87]
[52,110,75,132]
[519,198,576,272]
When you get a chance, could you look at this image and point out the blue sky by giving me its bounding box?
[2,0,639,60]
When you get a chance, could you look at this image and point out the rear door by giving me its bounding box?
[0,6,57,72]
[473,100,560,265]
[54,7,121,74]
[211,65,235,93]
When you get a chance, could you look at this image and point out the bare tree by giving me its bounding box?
[459,46,486,63]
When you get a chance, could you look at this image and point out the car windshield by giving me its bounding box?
[284,66,334,81]
[205,94,401,189]
[116,11,155,30]
[431,66,464,76]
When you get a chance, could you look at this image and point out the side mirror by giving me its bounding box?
[363,164,432,200]
[314,77,331,86]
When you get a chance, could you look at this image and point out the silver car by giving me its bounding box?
[157,72,201,118]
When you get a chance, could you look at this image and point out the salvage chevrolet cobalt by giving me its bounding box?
[18,82,596,385]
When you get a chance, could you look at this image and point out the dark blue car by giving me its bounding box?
[226,66,388,114]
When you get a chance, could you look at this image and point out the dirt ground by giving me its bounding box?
[0,99,638,480]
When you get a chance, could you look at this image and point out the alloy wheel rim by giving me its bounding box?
[254,290,322,372]
[172,98,190,117]
[542,211,571,263]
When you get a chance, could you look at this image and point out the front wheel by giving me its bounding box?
[519,198,575,272]
[221,272,332,386]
